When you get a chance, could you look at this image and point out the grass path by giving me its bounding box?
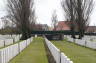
[9,37,48,63]
[51,40,96,63]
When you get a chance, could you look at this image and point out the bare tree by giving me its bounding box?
[51,11,58,31]
[61,0,94,39]
[1,17,9,29]
[30,9,37,31]
[75,0,93,39]
[7,0,35,40]
[61,0,76,38]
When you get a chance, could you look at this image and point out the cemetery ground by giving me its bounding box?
[51,40,96,63]
[9,37,48,63]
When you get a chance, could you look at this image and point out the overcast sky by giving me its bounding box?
[0,0,96,27]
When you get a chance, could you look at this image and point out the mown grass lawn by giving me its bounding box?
[51,40,96,63]
[9,37,48,63]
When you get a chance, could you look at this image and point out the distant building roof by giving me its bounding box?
[55,21,96,32]
[55,21,70,31]
[35,24,49,31]
[86,26,96,32]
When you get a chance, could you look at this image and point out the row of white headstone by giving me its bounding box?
[0,37,33,63]
[0,35,22,48]
[44,38,73,63]
[67,36,96,49]
[0,34,22,39]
